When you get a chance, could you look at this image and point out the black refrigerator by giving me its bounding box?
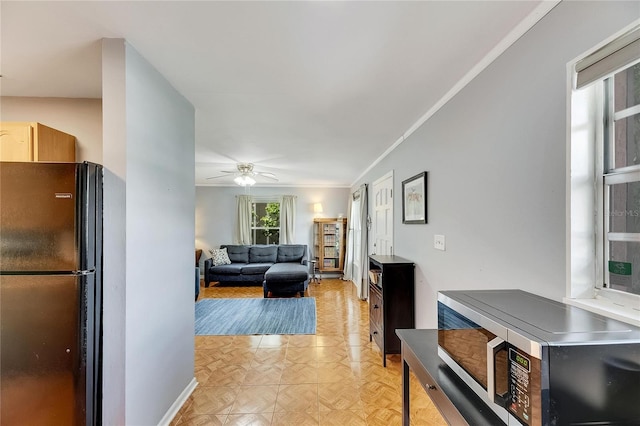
[0,162,102,425]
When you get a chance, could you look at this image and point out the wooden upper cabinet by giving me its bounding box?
[0,122,76,162]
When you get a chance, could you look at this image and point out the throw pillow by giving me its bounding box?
[209,247,231,266]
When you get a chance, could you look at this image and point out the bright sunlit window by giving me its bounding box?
[251,201,280,245]
[569,23,640,324]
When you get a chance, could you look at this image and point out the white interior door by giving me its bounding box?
[372,171,393,256]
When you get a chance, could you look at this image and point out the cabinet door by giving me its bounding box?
[313,222,320,262]
[0,123,33,161]
[318,220,337,271]
[314,218,348,273]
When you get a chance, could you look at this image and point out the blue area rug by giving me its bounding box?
[195,297,316,335]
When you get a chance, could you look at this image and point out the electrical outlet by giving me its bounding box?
[434,235,446,251]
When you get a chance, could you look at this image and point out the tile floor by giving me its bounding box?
[172,278,446,425]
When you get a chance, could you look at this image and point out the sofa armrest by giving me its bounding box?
[204,257,213,287]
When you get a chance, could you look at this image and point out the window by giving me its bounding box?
[251,201,280,244]
[603,63,640,295]
[569,24,640,322]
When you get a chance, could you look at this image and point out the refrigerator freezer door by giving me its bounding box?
[0,274,90,425]
[0,162,79,272]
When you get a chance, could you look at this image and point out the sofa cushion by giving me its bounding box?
[221,245,250,263]
[264,263,309,283]
[209,247,231,266]
[216,273,264,283]
[277,245,306,263]
[249,245,278,263]
[241,262,274,275]
[210,263,244,275]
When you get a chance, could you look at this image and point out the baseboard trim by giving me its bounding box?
[157,377,198,426]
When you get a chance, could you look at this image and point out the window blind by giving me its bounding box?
[575,25,640,89]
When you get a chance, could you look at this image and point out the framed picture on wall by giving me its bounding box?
[402,172,427,224]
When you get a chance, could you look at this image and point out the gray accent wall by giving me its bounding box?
[352,1,640,328]
[102,39,196,425]
[196,186,349,269]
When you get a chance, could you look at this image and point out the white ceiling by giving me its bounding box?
[1,1,545,187]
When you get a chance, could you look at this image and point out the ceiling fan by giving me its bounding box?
[206,163,278,186]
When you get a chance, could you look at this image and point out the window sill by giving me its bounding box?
[563,296,640,327]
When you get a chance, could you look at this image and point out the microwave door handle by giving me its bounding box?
[487,337,505,404]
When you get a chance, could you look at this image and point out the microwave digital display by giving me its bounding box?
[510,348,531,372]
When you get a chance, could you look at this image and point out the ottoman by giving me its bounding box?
[263,263,310,298]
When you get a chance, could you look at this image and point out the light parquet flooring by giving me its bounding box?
[172,279,446,426]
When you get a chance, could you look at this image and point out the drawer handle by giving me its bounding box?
[427,384,436,390]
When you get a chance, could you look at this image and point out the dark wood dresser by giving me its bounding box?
[368,255,415,366]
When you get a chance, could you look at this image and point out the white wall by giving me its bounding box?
[0,96,102,163]
[352,1,640,329]
[102,39,196,425]
[195,185,349,267]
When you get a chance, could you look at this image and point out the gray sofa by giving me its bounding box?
[204,244,310,297]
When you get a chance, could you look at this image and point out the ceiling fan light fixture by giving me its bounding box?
[234,175,256,186]
[207,162,277,185]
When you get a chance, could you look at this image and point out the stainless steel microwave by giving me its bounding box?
[437,290,640,425]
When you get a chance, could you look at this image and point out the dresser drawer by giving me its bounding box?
[369,285,383,329]
[370,321,383,350]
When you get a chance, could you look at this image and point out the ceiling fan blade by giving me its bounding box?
[256,172,278,181]
[256,171,277,178]
[205,170,237,179]
[205,174,231,180]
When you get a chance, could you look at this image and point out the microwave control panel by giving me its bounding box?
[508,347,532,425]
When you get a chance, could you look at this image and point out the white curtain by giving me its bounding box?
[344,196,355,281]
[279,195,296,244]
[344,185,368,300]
[234,195,252,245]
